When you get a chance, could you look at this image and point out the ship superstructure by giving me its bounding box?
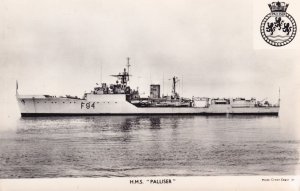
[16,58,280,116]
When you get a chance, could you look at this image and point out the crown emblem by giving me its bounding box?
[268,1,289,12]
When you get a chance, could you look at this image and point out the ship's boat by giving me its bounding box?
[16,58,280,117]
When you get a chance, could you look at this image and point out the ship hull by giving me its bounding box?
[17,94,279,117]
[20,112,279,117]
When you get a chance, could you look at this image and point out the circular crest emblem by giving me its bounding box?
[260,1,297,47]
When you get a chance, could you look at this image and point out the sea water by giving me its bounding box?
[0,115,299,178]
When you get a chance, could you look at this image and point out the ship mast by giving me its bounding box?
[127,57,131,81]
[181,75,183,97]
[278,87,281,106]
[110,58,131,86]
[163,73,164,97]
[100,62,102,84]
[16,80,19,96]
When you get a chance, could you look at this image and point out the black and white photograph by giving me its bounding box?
[0,0,299,190]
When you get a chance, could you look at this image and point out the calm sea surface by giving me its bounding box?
[0,115,299,178]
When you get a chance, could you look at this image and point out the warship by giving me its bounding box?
[16,58,280,117]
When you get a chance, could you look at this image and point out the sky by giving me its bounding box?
[0,0,299,126]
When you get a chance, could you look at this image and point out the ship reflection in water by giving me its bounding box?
[0,115,299,178]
